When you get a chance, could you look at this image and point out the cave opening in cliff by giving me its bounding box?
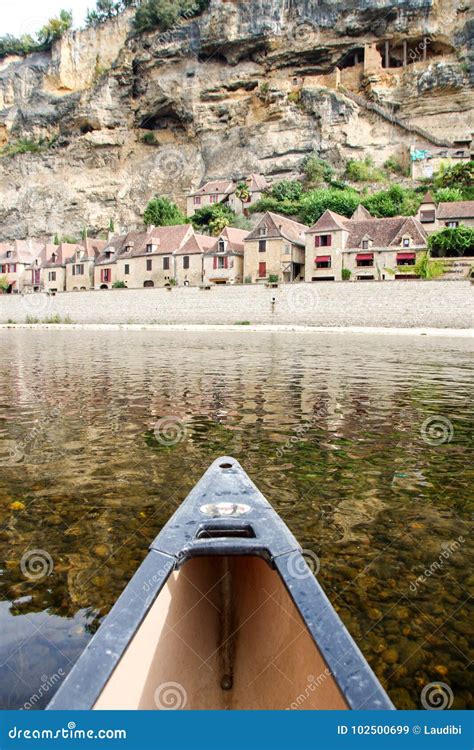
[337,47,365,70]
[139,105,185,132]
[377,37,455,68]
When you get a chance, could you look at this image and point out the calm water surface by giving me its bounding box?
[0,329,472,710]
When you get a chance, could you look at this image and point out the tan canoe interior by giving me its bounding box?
[94,555,348,710]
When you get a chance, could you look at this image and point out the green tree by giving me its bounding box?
[303,153,334,188]
[143,196,186,226]
[362,185,421,218]
[428,226,474,257]
[134,0,210,33]
[299,188,360,225]
[434,187,464,203]
[191,204,234,235]
[0,275,9,293]
[235,182,251,203]
[38,10,73,45]
[436,161,473,190]
[271,180,303,202]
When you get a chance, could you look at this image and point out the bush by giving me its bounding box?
[268,274,279,283]
[362,185,421,218]
[428,226,474,257]
[299,188,360,225]
[384,156,408,176]
[134,0,210,33]
[303,154,334,188]
[346,157,384,183]
[248,197,302,218]
[0,10,72,60]
[142,132,158,145]
[191,204,235,236]
[86,1,137,28]
[434,187,464,203]
[341,268,351,281]
[436,160,473,189]
[270,180,303,202]
[0,137,56,158]
[113,280,127,288]
[143,196,186,227]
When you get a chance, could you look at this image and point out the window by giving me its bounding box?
[146,244,153,253]
[446,221,459,228]
[356,255,374,267]
[163,257,170,270]
[72,264,84,275]
[48,272,56,281]
[218,256,226,269]
[402,238,410,248]
[183,256,190,270]
[51,253,57,263]
[218,240,225,253]
[258,262,266,278]
[315,256,331,269]
[146,259,153,271]
[101,269,111,283]
[124,264,130,275]
[259,239,266,253]
[125,245,132,253]
[420,210,435,223]
[361,240,369,249]
[6,251,12,258]
[210,195,219,204]
[194,196,201,205]
[315,235,332,248]
[259,227,268,237]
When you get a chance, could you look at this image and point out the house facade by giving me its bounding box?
[228,174,269,215]
[187,174,269,217]
[416,193,474,234]
[65,239,107,292]
[0,240,45,293]
[42,244,79,293]
[186,180,235,217]
[203,227,248,285]
[305,208,428,281]
[244,212,308,283]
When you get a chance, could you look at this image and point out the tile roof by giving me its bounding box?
[43,243,80,268]
[420,191,435,204]
[117,225,194,258]
[307,209,348,233]
[205,226,249,255]
[247,173,268,192]
[189,180,235,198]
[351,205,373,221]
[245,212,309,246]
[345,216,427,249]
[437,201,474,219]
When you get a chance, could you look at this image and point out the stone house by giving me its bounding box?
[417,193,474,234]
[202,227,249,285]
[41,243,79,293]
[186,180,235,217]
[174,232,215,287]
[65,239,107,292]
[228,174,269,215]
[305,207,428,281]
[244,212,308,283]
[0,240,45,293]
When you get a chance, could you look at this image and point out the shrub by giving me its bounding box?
[271,180,303,202]
[433,187,464,203]
[248,197,302,218]
[134,0,210,33]
[191,204,235,235]
[86,1,137,28]
[268,274,279,283]
[341,268,351,281]
[0,137,56,158]
[384,156,408,176]
[346,157,384,183]
[299,188,360,225]
[436,160,473,189]
[143,196,186,226]
[142,132,158,145]
[0,10,72,60]
[362,185,421,218]
[0,275,9,292]
[428,226,474,257]
[113,280,127,288]
[303,153,334,187]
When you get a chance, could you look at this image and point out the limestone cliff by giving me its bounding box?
[0,0,472,240]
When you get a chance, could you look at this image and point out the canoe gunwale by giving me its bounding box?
[47,456,394,711]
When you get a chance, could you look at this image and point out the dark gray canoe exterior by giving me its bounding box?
[47,456,394,710]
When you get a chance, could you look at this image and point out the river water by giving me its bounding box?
[0,329,472,710]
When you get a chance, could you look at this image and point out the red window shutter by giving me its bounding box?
[213,257,217,269]
[100,269,104,282]
[327,235,332,247]
[315,236,320,248]
[224,256,228,269]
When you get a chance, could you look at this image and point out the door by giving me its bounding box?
[258,262,266,278]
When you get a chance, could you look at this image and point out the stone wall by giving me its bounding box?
[1,282,472,329]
